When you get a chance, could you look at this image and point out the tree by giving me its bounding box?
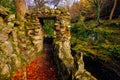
[93,0,100,21]
[14,0,26,21]
[50,0,61,8]
[109,0,117,20]
[34,0,61,8]
[69,2,81,20]
[34,0,45,8]
[87,0,101,26]
[93,0,100,26]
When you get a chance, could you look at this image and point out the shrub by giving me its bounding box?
[43,20,54,37]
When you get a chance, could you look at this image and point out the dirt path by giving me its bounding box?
[12,44,57,80]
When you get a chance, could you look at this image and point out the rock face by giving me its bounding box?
[0,6,20,79]
[0,5,96,80]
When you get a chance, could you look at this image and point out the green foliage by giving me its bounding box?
[107,23,120,28]
[108,45,120,57]
[43,20,54,37]
[0,0,15,13]
[0,74,9,80]
[71,20,120,59]
[71,21,89,38]
[93,0,100,20]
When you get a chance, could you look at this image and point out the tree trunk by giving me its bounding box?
[14,0,26,21]
[109,0,117,20]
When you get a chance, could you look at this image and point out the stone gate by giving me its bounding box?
[25,7,74,79]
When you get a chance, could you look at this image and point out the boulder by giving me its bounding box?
[7,14,15,22]
[10,54,21,68]
[0,17,4,23]
[0,32,8,42]
[1,64,10,77]
[0,41,13,55]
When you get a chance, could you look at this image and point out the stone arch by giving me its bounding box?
[25,8,74,79]
[38,17,56,51]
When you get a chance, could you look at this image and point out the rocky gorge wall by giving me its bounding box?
[0,5,42,79]
[0,5,19,79]
[0,5,96,80]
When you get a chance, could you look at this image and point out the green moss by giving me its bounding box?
[71,20,120,60]
[0,74,9,80]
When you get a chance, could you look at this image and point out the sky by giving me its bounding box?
[26,0,80,8]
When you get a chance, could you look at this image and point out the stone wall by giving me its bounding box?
[0,5,74,79]
[0,5,20,79]
[0,5,96,80]
[0,5,43,79]
[26,7,74,80]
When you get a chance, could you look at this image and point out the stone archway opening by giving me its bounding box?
[24,8,74,79]
[39,17,56,52]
